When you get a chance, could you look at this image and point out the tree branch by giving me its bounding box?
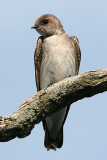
[0,68,107,142]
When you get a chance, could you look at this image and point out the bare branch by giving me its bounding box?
[0,68,107,142]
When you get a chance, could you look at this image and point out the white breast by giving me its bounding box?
[40,33,76,89]
[40,33,76,140]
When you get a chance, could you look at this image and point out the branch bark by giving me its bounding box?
[0,68,107,142]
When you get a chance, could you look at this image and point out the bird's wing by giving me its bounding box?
[58,36,81,140]
[34,36,44,91]
[63,37,81,126]
[70,36,81,75]
[34,36,47,133]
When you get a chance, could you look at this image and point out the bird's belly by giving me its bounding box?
[40,53,76,89]
[40,50,76,140]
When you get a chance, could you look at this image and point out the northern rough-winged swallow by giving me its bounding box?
[31,14,81,151]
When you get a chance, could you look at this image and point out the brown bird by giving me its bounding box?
[31,14,81,151]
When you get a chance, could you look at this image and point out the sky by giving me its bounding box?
[0,0,107,159]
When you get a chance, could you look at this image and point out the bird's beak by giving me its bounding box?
[31,25,39,29]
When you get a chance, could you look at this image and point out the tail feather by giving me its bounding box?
[44,125,63,151]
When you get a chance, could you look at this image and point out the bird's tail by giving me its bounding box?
[44,125,63,151]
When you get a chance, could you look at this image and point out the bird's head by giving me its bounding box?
[31,14,65,37]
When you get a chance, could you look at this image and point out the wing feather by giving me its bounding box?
[34,36,44,91]
[70,36,81,75]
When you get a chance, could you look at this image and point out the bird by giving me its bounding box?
[31,14,81,151]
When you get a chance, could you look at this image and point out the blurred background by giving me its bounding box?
[0,0,107,159]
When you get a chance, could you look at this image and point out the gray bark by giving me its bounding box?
[0,68,107,142]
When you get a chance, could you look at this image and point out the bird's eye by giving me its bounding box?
[43,20,48,24]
